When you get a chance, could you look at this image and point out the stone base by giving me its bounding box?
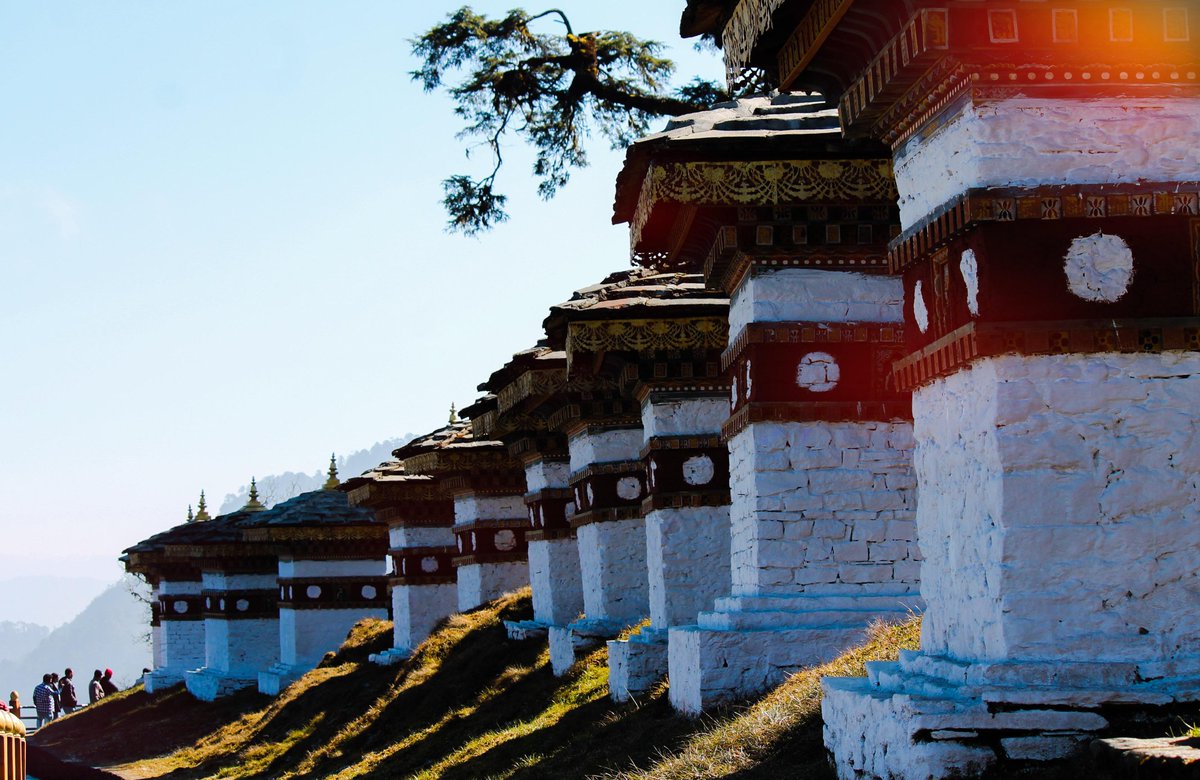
[548,618,631,677]
[668,591,919,714]
[608,628,668,702]
[821,649,1200,779]
[185,668,258,701]
[457,561,529,613]
[257,663,309,696]
[144,669,187,693]
[503,620,549,641]
[369,647,411,666]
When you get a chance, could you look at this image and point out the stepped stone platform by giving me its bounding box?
[185,668,257,702]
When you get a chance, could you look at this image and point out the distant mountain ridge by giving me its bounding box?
[0,622,50,664]
[0,577,151,695]
[218,436,413,513]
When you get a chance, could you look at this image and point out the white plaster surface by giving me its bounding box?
[577,519,649,623]
[454,494,527,524]
[159,580,202,596]
[729,269,904,338]
[795,352,840,392]
[608,633,669,702]
[151,623,165,669]
[960,249,980,316]
[203,617,279,675]
[568,427,644,473]
[914,353,1200,665]
[201,571,276,591]
[682,455,715,486]
[391,525,454,548]
[393,582,457,652]
[528,537,584,627]
[524,459,571,494]
[727,422,919,597]
[894,97,1200,228]
[641,396,729,438]
[279,606,387,668]
[160,619,206,672]
[185,668,257,701]
[457,561,529,612]
[279,558,386,578]
[549,626,579,676]
[913,280,930,333]
[646,506,731,629]
[1064,232,1134,302]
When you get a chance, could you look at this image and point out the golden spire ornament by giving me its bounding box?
[186,505,194,523]
[323,453,340,490]
[243,477,266,512]
[194,491,211,522]
[448,403,459,424]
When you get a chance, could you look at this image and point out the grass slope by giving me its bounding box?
[34,589,922,779]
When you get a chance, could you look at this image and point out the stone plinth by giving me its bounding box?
[148,579,205,692]
[261,558,388,695]
[186,570,279,701]
[669,269,920,714]
[383,526,456,663]
[823,353,1200,777]
[609,394,732,702]
[553,426,649,674]
[453,493,530,612]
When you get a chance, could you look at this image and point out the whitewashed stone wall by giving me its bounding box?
[914,352,1200,665]
[279,606,385,668]
[393,582,457,651]
[157,579,205,671]
[528,538,583,626]
[641,396,730,439]
[390,525,453,549]
[646,506,730,628]
[457,561,529,612]
[727,422,919,597]
[203,617,279,676]
[454,494,527,524]
[729,269,904,336]
[151,623,165,669]
[893,97,1200,229]
[280,558,386,578]
[577,519,648,623]
[568,427,644,473]
[525,459,572,494]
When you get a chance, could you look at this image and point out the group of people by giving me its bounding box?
[4,668,122,728]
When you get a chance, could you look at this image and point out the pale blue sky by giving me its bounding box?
[0,2,724,582]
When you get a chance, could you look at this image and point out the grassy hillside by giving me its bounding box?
[34,589,923,779]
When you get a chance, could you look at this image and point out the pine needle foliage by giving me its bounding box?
[411,6,727,234]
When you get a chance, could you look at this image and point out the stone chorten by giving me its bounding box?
[340,458,456,666]
[686,1,1200,776]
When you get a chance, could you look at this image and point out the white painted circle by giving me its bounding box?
[1065,232,1133,302]
[173,600,189,614]
[744,359,753,399]
[206,597,212,609]
[528,507,536,524]
[649,459,658,488]
[960,249,980,316]
[457,536,464,552]
[585,483,595,505]
[795,352,841,393]
[235,599,250,612]
[361,585,377,600]
[219,598,226,611]
[730,374,739,408]
[306,585,322,599]
[470,531,478,548]
[420,556,439,573]
[616,476,642,500]
[683,454,715,486]
[913,280,930,333]
[494,529,517,551]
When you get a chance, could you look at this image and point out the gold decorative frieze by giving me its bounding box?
[632,159,897,245]
[496,369,566,414]
[567,317,728,354]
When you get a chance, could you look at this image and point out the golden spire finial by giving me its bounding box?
[243,478,266,512]
[449,403,459,424]
[323,453,340,490]
[186,505,194,523]
[194,491,211,522]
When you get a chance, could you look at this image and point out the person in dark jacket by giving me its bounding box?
[100,668,119,696]
[59,668,78,713]
[89,670,104,704]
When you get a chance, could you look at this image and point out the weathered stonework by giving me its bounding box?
[453,493,530,612]
[609,395,732,702]
[146,578,205,692]
[186,570,280,702]
[669,268,920,714]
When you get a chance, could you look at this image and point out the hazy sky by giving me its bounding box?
[0,2,725,583]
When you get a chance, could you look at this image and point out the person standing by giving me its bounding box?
[100,668,119,696]
[32,674,54,729]
[59,668,78,714]
[89,670,105,704]
[8,691,19,722]
[48,672,61,720]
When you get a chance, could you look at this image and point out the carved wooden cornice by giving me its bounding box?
[632,160,898,246]
[567,317,729,354]
[723,321,905,371]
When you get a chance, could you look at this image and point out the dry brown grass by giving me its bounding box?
[38,592,923,780]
